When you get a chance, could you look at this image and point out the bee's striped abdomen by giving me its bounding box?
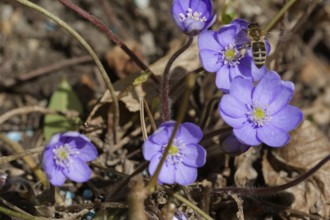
[252,41,266,69]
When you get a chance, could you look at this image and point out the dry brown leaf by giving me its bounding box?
[234,147,260,187]
[105,40,144,79]
[262,120,330,218]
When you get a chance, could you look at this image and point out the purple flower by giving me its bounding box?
[222,133,250,155]
[219,71,303,147]
[42,132,98,186]
[198,19,269,92]
[142,121,206,185]
[173,211,187,220]
[171,0,216,35]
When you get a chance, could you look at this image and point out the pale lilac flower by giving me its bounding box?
[219,71,303,147]
[142,121,206,185]
[42,132,98,186]
[171,0,216,35]
[198,19,269,92]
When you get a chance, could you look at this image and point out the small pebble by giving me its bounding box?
[83,189,93,200]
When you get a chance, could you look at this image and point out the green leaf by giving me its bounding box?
[133,70,151,86]
[43,79,83,141]
[222,12,236,24]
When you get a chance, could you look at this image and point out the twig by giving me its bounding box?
[213,154,330,196]
[263,0,297,32]
[143,99,157,132]
[0,146,44,165]
[173,193,213,220]
[127,175,148,220]
[3,56,92,87]
[14,0,120,143]
[161,36,194,122]
[0,134,47,186]
[0,206,35,220]
[57,0,159,84]
[139,97,148,141]
[0,106,77,125]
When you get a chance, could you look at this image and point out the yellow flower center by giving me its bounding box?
[225,49,236,61]
[169,145,179,155]
[253,108,265,120]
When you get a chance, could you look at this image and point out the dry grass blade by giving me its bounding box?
[0,146,43,165]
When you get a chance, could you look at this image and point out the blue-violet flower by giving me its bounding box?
[142,121,206,185]
[219,71,303,147]
[198,19,269,92]
[171,0,216,35]
[42,131,98,186]
[222,133,250,155]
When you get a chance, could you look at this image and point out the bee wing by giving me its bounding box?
[265,31,292,42]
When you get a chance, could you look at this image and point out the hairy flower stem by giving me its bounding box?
[161,36,194,122]
[14,0,119,143]
[147,75,196,192]
[213,153,330,196]
[57,0,159,84]
[264,0,297,32]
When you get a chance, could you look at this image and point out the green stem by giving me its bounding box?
[14,0,119,142]
[146,75,196,192]
[0,206,35,220]
[264,0,297,32]
[174,193,213,220]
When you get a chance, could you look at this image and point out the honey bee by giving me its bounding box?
[246,22,267,69]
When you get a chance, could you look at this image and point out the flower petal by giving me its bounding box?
[270,105,303,132]
[178,122,203,144]
[177,0,189,11]
[268,81,294,114]
[220,111,246,128]
[47,133,62,147]
[150,126,170,145]
[42,149,67,186]
[182,144,206,167]
[175,163,197,185]
[257,123,290,147]
[184,19,204,33]
[148,154,175,184]
[222,134,250,155]
[199,49,222,72]
[229,77,253,104]
[63,158,92,183]
[190,0,208,15]
[219,94,246,118]
[171,0,184,14]
[198,31,222,51]
[148,153,162,175]
[216,65,230,92]
[233,124,261,146]
[142,139,162,161]
[252,71,281,106]
[216,25,237,47]
[76,142,98,162]
[158,162,176,184]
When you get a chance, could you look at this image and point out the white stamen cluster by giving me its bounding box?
[53,144,80,169]
[221,43,244,66]
[246,103,272,128]
[179,8,207,22]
